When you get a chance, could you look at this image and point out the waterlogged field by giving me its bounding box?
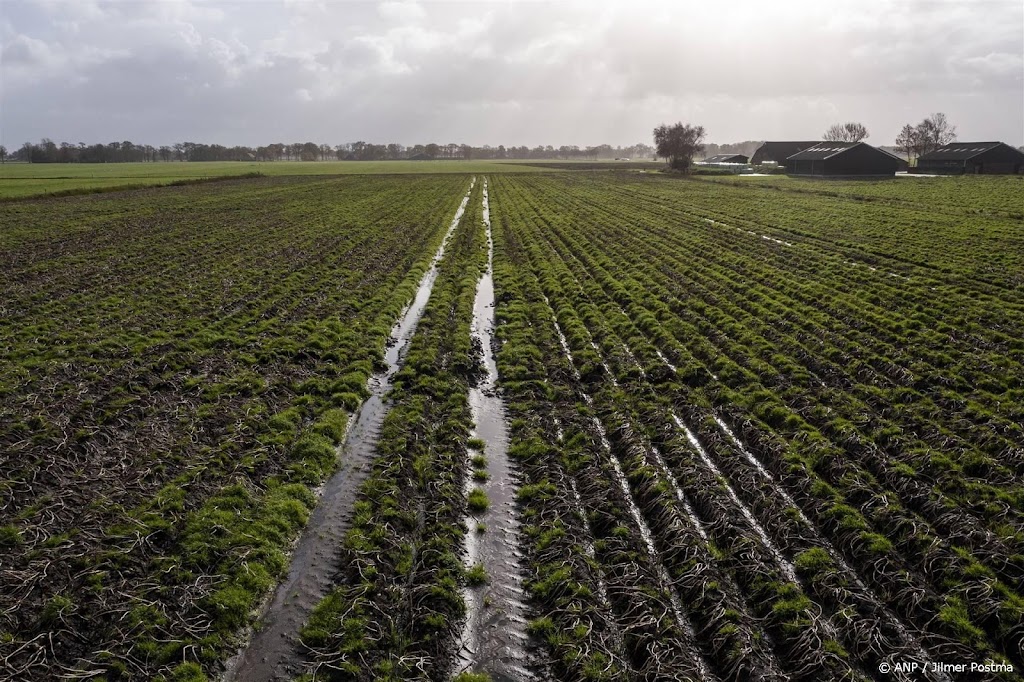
[1,171,1022,681]
[0,174,470,679]
[486,173,1024,681]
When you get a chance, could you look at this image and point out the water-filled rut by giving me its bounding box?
[224,179,475,682]
[456,180,536,682]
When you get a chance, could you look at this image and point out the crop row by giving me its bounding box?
[492,180,874,680]
[297,181,488,680]
[616,172,1024,293]
[0,175,469,680]
[701,175,1024,220]
[544,175,1024,557]
[488,173,1023,680]
[491,201,728,680]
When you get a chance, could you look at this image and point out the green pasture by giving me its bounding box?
[0,160,526,199]
[0,159,655,199]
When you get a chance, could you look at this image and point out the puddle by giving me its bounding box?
[223,179,476,682]
[456,180,537,682]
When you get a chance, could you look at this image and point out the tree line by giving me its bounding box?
[0,140,656,164]
[820,113,965,161]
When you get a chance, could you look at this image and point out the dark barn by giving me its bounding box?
[750,141,818,165]
[877,147,910,172]
[704,153,749,163]
[785,142,900,177]
[916,142,1024,175]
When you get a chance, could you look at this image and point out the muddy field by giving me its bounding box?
[2,171,1022,681]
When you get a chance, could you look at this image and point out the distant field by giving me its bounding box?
[516,159,662,170]
[702,172,1024,217]
[0,159,551,198]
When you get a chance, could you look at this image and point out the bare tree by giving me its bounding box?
[823,122,869,142]
[653,122,706,171]
[0,145,6,164]
[895,124,918,162]
[914,112,956,156]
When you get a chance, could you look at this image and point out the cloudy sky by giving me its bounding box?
[1,0,1021,148]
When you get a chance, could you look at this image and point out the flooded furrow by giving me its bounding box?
[542,295,717,682]
[710,414,946,679]
[456,180,537,682]
[619,304,938,675]
[670,413,801,585]
[559,419,625,652]
[224,179,475,682]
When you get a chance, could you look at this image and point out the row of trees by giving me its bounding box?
[0,139,656,164]
[819,113,960,162]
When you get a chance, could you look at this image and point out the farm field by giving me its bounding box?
[0,160,551,199]
[1,171,1023,681]
[706,173,1024,218]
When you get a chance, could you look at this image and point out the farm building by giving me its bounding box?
[915,142,1024,174]
[785,142,900,177]
[704,153,749,164]
[877,147,910,172]
[750,141,818,165]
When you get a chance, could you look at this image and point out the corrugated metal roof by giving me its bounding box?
[704,154,748,163]
[786,141,861,161]
[917,142,1002,161]
[875,147,910,167]
[751,141,818,162]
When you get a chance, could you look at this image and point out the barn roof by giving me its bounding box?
[786,141,862,161]
[876,147,905,160]
[751,141,818,162]
[875,146,910,166]
[704,154,748,163]
[917,142,1008,161]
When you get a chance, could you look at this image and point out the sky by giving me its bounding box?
[1,0,1021,148]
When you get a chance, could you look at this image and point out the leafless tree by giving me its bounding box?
[914,112,956,156]
[895,124,918,162]
[823,122,869,142]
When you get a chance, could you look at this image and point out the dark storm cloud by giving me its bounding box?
[1,0,1021,146]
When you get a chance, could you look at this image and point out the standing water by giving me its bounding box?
[456,180,537,681]
[224,180,475,682]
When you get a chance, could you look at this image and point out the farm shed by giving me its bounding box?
[785,142,899,177]
[750,141,818,165]
[877,147,909,172]
[916,142,1024,174]
[704,154,749,164]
